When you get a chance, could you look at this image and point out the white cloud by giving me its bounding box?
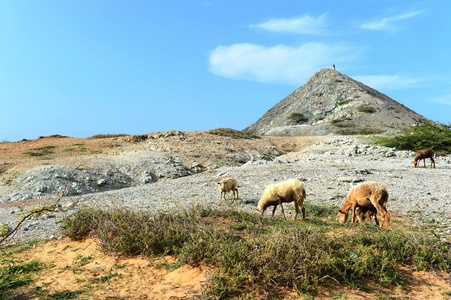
[353,74,423,90]
[208,42,353,85]
[430,94,451,106]
[250,13,328,35]
[360,10,423,31]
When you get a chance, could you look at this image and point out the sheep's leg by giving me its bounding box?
[383,211,390,229]
[271,205,278,217]
[431,157,435,168]
[294,202,299,220]
[279,201,287,220]
[357,209,364,223]
[372,201,390,229]
[301,206,305,219]
[351,204,358,223]
[232,189,238,200]
[373,214,379,226]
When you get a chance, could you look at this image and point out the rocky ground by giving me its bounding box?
[1,132,450,245]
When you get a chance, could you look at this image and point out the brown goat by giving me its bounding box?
[413,148,435,168]
[356,206,379,226]
[337,181,390,229]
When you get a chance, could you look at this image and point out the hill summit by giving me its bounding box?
[244,68,431,136]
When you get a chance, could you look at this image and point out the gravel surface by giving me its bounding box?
[2,136,451,244]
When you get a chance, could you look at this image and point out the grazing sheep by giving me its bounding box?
[356,206,379,226]
[337,181,390,229]
[413,148,435,168]
[257,179,306,220]
[218,177,238,203]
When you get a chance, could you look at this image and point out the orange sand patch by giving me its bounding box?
[12,238,208,299]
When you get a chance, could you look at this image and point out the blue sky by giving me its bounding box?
[1,1,450,142]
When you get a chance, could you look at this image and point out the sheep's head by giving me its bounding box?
[412,160,418,167]
[256,201,267,215]
[218,181,226,190]
[336,210,348,224]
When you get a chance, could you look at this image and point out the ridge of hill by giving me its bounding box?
[0,131,326,203]
[244,68,432,136]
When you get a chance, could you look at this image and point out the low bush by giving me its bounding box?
[357,105,376,113]
[22,146,56,157]
[207,128,260,139]
[59,204,451,298]
[287,112,308,124]
[374,123,451,154]
[89,134,129,139]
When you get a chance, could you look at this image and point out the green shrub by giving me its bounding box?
[89,134,129,139]
[207,128,260,139]
[337,99,352,106]
[331,119,354,128]
[59,204,451,297]
[287,112,308,124]
[374,123,451,154]
[22,146,56,157]
[357,105,376,113]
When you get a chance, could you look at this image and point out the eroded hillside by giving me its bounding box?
[0,130,326,203]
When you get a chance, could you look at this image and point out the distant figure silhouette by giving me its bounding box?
[332,64,336,71]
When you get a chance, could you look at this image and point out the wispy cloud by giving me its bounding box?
[353,74,423,90]
[430,94,451,106]
[208,42,354,85]
[360,10,423,31]
[249,13,328,35]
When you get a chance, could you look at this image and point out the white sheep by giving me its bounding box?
[218,177,239,203]
[257,179,306,220]
[336,181,390,229]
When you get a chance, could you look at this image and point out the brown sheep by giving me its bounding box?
[413,148,435,168]
[337,181,390,229]
[218,177,238,203]
[257,179,306,220]
[356,206,379,226]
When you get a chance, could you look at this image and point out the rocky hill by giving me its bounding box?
[244,68,432,136]
[0,130,324,203]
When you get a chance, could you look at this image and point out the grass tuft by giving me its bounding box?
[0,259,44,298]
[89,134,129,139]
[287,112,308,124]
[207,128,260,139]
[22,146,56,157]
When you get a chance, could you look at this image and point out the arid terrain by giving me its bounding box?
[1,130,450,299]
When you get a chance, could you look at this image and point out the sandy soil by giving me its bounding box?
[6,237,450,300]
